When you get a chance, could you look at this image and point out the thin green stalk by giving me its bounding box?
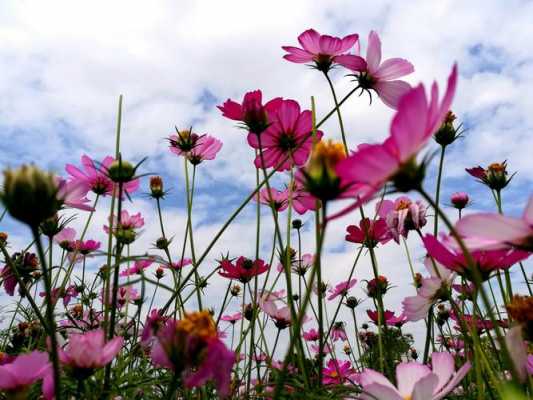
[323,71,349,154]
[434,146,446,235]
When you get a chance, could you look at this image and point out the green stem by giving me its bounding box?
[434,146,446,235]
[323,71,349,155]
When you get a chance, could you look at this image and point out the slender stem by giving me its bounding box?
[434,146,446,235]
[323,71,349,155]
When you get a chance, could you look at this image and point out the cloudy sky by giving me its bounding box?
[1,0,532,350]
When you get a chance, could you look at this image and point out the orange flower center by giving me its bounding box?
[395,199,412,211]
[487,163,505,173]
[506,295,533,323]
[177,310,218,340]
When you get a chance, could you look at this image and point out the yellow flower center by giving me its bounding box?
[177,310,218,340]
[506,295,533,324]
[487,162,505,173]
[395,199,412,211]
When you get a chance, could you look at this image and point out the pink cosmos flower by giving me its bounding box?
[0,351,53,400]
[104,210,145,233]
[66,154,140,197]
[322,359,357,385]
[141,309,168,345]
[54,227,76,248]
[41,285,79,307]
[247,99,323,171]
[303,328,319,342]
[282,29,360,72]
[367,310,407,327]
[58,329,123,372]
[101,285,140,308]
[377,196,427,242]
[331,65,458,220]
[218,256,269,283]
[218,90,282,134]
[345,217,391,247]
[165,258,193,270]
[56,177,93,211]
[450,192,470,210]
[73,239,101,255]
[256,187,289,212]
[358,352,471,400]
[423,233,530,280]
[276,253,315,275]
[311,342,332,355]
[120,259,153,277]
[221,312,242,324]
[264,305,292,329]
[331,323,348,341]
[169,132,222,164]
[456,195,533,251]
[336,30,414,109]
[327,278,357,301]
[290,180,319,215]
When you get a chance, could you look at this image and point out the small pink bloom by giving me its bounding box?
[377,196,427,242]
[56,177,93,211]
[221,312,242,324]
[0,351,51,397]
[256,187,288,212]
[345,217,391,247]
[331,65,458,220]
[104,210,144,233]
[165,258,193,270]
[169,132,222,164]
[141,309,168,345]
[66,154,140,197]
[367,309,407,326]
[289,181,319,215]
[54,227,76,248]
[450,192,470,210]
[331,323,348,341]
[358,352,471,400]
[73,239,101,255]
[322,359,357,385]
[282,29,360,72]
[218,90,282,134]
[218,256,269,283]
[58,329,123,371]
[456,195,533,251]
[101,285,140,309]
[336,30,414,109]
[303,328,320,342]
[327,278,357,301]
[120,259,153,277]
[247,99,323,171]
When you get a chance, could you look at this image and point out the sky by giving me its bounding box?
[0,0,532,352]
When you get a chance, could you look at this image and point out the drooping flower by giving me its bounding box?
[331,65,458,220]
[58,329,123,377]
[169,130,222,164]
[164,258,193,270]
[423,234,530,281]
[377,196,427,242]
[358,352,471,400]
[141,309,168,345]
[336,30,414,109]
[327,278,357,301]
[65,154,140,197]
[150,311,235,396]
[218,90,282,134]
[466,161,513,191]
[345,217,391,248]
[120,259,154,277]
[247,99,323,171]
[322,359,357,385]
[282,28,360,73]
[456,195,533,251]
[218,256,269,283]
[0,351,53,399]
[101,285,140,309]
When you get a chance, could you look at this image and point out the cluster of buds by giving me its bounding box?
[300,140,347,201]
[366,275,389,298]
[434,111,463,147]
[466,161,514,191]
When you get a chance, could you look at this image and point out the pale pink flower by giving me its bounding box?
[303,328,320,342]
[331,65,458,220]
[456,195,533,251]
[54,227,76,247]
[104,210,144,233]
[58,329,123,371]
[336,30,414,108]
[256,187,288,212]
[169,132,222,164]
[327,278,357,301]
[282,29,360,72]
[56,177,93,211]
[73,239,101,255]
[377,196,427,242]
[120,259,154,277]
[221,312,242,324]
[358,352,471,400]
[0,351,52,399]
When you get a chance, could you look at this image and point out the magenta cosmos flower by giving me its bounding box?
[450,192,470,210]
[367,309,407,327]
[169,131,222,164]
[358,352,471,400]
[73,239,101,255]
[282,29,360,73]
[247,99,323,171]
[377,196,427,242]
[120,259,154,277]
[456,195,533,251]
[218,256,269,283]
[336,30,414,109]
[423,233,530,280]
[66,154,140,197]
[59,329,123,373]
[256,183,318,215]
[218,90,282,134]
[0,351,53,399]
[345,217,391,248]
[330,65,458,220]
[322,359,357,385]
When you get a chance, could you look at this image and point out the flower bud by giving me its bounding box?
[450,192,469,210]
[434,111,460,146]
[155,237,169,250]
[155,267,165,280]
[39,214,62,237]
[392,157,426,193]
[0,232,8,246]
[108,160,135,183]
[1,165,61,226]
[292,219,303,230]
[366,275,389,298]
[149,176,164,199]
[115,228,137,245]
[345,296,359,309]
[231,284,241,297]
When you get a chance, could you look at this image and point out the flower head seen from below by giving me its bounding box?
[322,359,357,385]
[358,352,470,400]
[328,279,357,301]
[331,64,458,220]
[218,256,269,283]
[218,90,282,134]
[345,217,391,248]
[247,99,323,171]
[466,161,514,191]
[150,311,235,396]
[336,30,414,109]
[65,154,140,198]
[282,29,360,73]
[377,196,427,243]
[169,130,222,165]
[103,210,144,245]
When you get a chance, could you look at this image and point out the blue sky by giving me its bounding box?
[0,0,532,345]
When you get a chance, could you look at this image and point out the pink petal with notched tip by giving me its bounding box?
[433,361,471,400]
[431,352,455,393]
[339,33,359,53]
[217,99,243,120]
[318,35,342,55]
